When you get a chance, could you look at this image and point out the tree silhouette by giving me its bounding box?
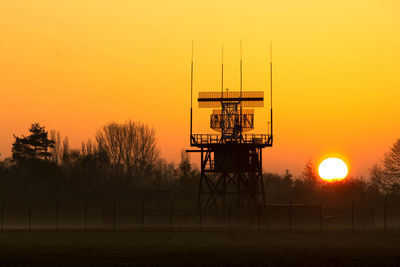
[301,159,319,186]
[172,150,198,201]
[381,138,400,195]
[96,120,159,178]
[369,164,386,194]
[49,130,63,164]
[175,150,192,179]
[1,121,392,202]
[12,123,55,163]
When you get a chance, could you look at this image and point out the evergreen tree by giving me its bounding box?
[173,150,198,201]
[12,123,55,163]
[301,159,319,186]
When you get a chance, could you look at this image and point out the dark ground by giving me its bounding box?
[0,231,399,266]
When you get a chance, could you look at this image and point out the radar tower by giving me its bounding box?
[188,42,273,210]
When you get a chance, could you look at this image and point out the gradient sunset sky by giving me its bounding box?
[1,0,399,177]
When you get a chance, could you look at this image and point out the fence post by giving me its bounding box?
[384,200,387,233]
[319,202,323,233]
[257,205,261,232]
[228,203,232,232]
[289,200,293,232]
[84,201,88,232]
[28,202,32,232]
[351,201,354,233]
[112,202,116,232]
[1,202,4,232]
[198,206,202,231]
[169,202,173,232]
[141,202,145,232]
[56,202,59,232]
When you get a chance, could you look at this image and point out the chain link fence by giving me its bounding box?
[0,201,399,232]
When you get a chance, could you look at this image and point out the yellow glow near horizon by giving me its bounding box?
[318,158,348,182]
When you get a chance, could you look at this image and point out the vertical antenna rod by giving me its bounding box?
[221,43,224,99]
[221,43,224,140]
[270,42,273,142]
[190,41,194,141]
[240,39,243,95]
[240,39,243,136]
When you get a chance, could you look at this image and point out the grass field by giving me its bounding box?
[0,231,399,266]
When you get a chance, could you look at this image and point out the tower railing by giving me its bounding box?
[191,134,272,146]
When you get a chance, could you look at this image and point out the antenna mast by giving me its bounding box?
[240,39,243,137]
[270,42,273,142]
[190,41,194,139]
[221,43,224,99]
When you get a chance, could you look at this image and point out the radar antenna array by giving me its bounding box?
[188,42,273,210]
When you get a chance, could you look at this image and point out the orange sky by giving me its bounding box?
[1,0,400,177]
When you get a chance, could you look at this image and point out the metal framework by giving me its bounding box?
[188,42,273,210]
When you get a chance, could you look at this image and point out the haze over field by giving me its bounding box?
[1,0,400,176]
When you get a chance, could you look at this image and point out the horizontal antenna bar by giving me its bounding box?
[198,97,263,102]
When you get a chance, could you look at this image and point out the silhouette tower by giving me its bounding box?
[188,42,274,210]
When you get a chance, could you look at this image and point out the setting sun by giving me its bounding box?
[318,157,348,182]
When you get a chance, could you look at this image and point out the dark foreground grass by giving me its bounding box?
[0,231,399,266]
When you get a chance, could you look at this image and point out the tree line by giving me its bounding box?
[0,121,399,203]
